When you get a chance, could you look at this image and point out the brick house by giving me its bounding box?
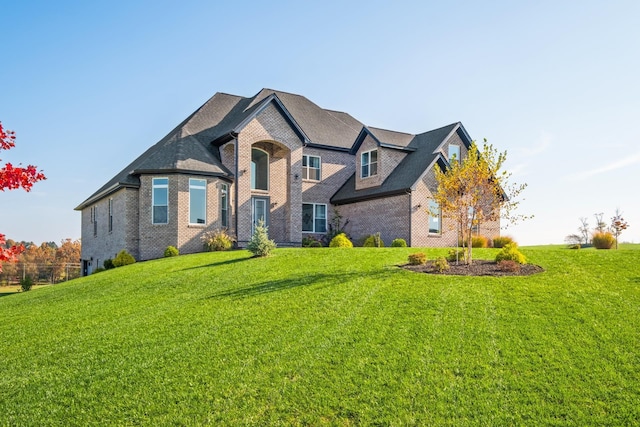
[75,88,499,274]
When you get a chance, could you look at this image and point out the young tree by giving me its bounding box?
[594,213,607,233]
[610,209,629,250]
[0,122,46,272]
[432,140,528,264]
[578,217,590,245]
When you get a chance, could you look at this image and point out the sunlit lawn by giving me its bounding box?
[1,246,638,425]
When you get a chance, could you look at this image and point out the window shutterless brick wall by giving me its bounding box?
[336,194,411,246]
[80,187,139,269]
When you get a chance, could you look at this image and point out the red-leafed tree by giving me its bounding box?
[1,122,46,271]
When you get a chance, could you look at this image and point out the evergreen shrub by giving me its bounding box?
[329,233,353,248]
[391,238,407,247]
[495,243,526,264]
[113,250,136,267]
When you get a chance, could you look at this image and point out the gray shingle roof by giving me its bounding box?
[76,88,470,210]
[331,123,467,205]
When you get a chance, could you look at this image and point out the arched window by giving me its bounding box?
[251,148,269,190]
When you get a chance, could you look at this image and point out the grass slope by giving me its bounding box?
[1,247,639,425]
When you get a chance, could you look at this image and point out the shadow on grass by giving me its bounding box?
[0,291,19,298]
[630,277,640,284]
[207,271,387,299]
[180,256,253,271]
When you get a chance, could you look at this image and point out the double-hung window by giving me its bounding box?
[302,155,321,181]
[429,200,441,234]
[361,149,378,178]
[152,178,169,224]
[189,178,207,225]
[220,183,229,228]
[302,203,327,233]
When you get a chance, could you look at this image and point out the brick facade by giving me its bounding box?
[78,90,501,269]
[80,187,139,273]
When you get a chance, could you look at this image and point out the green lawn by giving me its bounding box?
[1,247,639,426]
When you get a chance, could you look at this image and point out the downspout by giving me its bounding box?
[234,136,240,247]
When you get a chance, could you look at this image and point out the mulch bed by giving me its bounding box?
[402,259,545,277]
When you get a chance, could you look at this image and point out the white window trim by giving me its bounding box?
[360,149,378,179]
[302,154,322,181]
[220,183,229,228]
[251,147,269,191]
[188,178,207,226]
[448,144,461,162]
[152,177,169,224]
[428,200,441,235]
[302,203,327,233]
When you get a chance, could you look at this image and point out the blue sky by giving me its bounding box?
[2,0,639,246]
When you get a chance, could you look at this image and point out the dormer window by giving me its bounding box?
[361,149,378,178]
[448,144,460,163]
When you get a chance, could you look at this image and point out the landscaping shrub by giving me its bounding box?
[592,231,615,249]
[472,235,489,248]
[497,260,521,273]
[20,276,33,292]
[391,238,407,247]
[495,243,526,264]
[329,233,353,248]
[492,235,515,248]
[247,220,277,257]
[164,246,179,257]
[447,248,465,262]
[202,229,235,252]
[302,236,323,247]
[362,233,384,247]
[93,267,106,274]
[568,244,581,250]
[433,257,450,273]
[103,259,114,270]
[113,249,136,267]
[408,252,427,265]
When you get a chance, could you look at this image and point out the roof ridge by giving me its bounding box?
[366,126,415,136]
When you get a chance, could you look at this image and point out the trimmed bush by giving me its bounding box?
[492,235,515,248]
[495,243,526,265]
[497,260,521,273]
[302,236,323,247]
[247,220,277,257]
[113,249,136,267]
[93,267,106,274]
[433,257,450,273]
[164,246,179,257]
[408,252,427,265]
[202,229,235,252]
[329,233,353,248]
[472,235,489,248]
[391,238,407,247]
[20,276,33,292]
[447,248,465,262]
[362,234,384,247]
[592,232,615,249]
[103,259,115,270]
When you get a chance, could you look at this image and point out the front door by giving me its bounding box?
[251,196,269,234]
